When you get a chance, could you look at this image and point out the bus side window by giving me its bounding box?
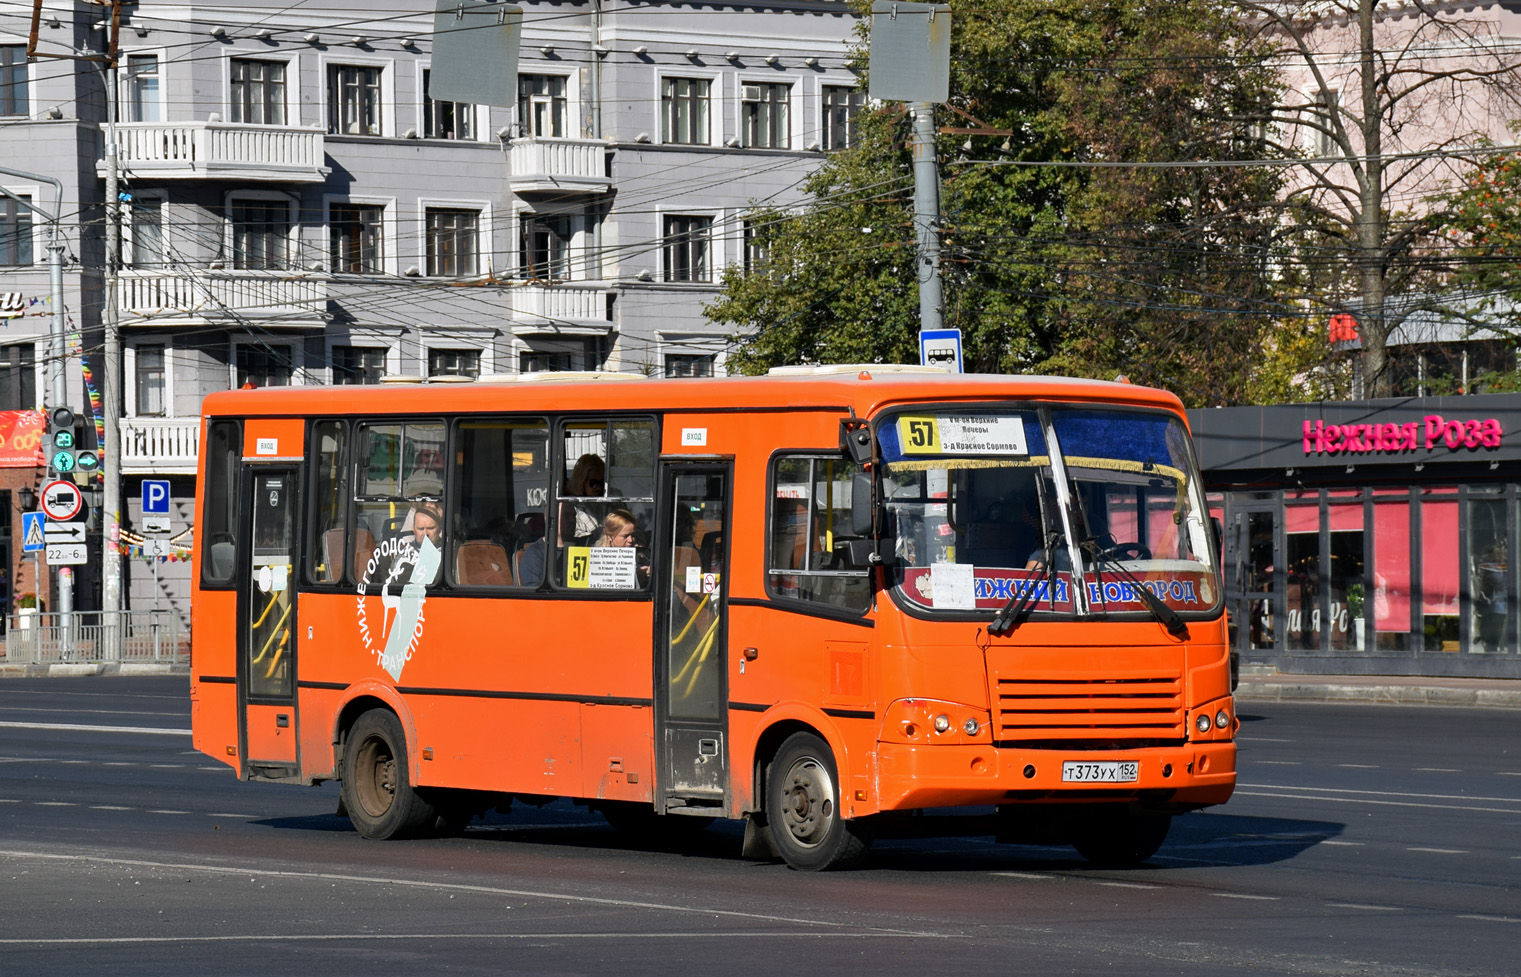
[307,420,348,584]
[201,420,240,588]
[452,417,549,589]
[766,454,872,613]
[352,420,447,591]
[557,418,656,592]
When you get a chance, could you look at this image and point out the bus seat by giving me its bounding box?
[456,540,512,586]
[351,528,377,581]
[514,511,545,544]
[209,541,235,580]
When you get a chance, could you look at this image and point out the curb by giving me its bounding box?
[0,662,189,678]
[1236,681,1521,709]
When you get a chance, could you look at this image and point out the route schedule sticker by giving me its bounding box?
[897,414,1028,456]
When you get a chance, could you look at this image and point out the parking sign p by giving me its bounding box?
[143,479,170,515]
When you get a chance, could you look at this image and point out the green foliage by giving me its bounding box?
[709,0,1295,405]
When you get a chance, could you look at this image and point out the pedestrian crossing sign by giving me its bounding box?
[22,511,44,553]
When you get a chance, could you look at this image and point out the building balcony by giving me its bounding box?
[117,270,328,328]
[121,417,199,475]
[507,283,612,334]
[507,138,612,194]
[101,122,329,183]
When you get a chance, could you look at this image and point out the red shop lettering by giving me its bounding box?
[1302,415,1502,455]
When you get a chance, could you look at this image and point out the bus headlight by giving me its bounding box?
[963,717,980,736]
[1195,713,1212,734]
[933,714,951,733]
[1215,709,1230,729]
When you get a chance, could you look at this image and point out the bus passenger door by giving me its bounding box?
[654,463,731,814]
[238,467,300,780]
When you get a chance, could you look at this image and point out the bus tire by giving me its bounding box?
[765,732,871,871]
[341,709,438,840]
[1071,811,1172,866]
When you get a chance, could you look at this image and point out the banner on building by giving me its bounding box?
[0,410,45,467]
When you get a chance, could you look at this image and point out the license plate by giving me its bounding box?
[1061,760,1139,783]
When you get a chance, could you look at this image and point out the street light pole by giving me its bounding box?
[101,33,123,658]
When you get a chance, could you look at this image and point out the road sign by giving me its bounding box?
[920,328,963,373]
[21,511,44,553]
[44,521,87,544]
[41,479,84,521]
[45,543,87,565]
[143,479,172,532]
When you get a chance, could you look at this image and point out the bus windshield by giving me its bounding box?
[880,406,1218,619]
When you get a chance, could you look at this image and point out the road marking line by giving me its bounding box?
[1093,881,1158,889]
[90,806,132,811]
[0,721,189,737]
[990,871,1051,880]
[0,850,949,936]
[1237,790,1521,815]
[1329,903,1399,911]
[1413,767,1460,773]
[1498,772,1521,777]
[147,810,189,815]
[35,802,76,807]
[1252,761,1302,765]
[206,814,256,819]
[1242,783,1521,803]
[0,932,946,946]
[1456,915,1518,923]
[1407,847,1467,854]
[1212,893,1278,901]
[1336,764,1379,769]
[1321,840,1363,846]
[148,764,185,769]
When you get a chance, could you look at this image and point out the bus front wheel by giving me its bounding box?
[765,732,871,871]
[1071,811,1172,866]
[341,709,438,840]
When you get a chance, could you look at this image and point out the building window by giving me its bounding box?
[520,214,572,280]
[822,85,863,151]
[0,343,35,411]
[742,220,771,275]
[236,344,293,388]
[663,215,711,283]
[741,83,789,149]
[231,199,292,270]
[665,353,714,378]
[0,197,32,266]
[332,345,387,385]
[1312,89,1339,157]
[518,74,567,137]
[425,208,478,277]
[231,58,286,125]
[328,65,382,136]
[125,54,161,123]
[130,197,163,268]
[330,203,384,274]
[135,344,166,416]
[423,69,475,140]
[0,45,27,117]
[520,350,576,373]
[662,78,709,145]
[428,348,480,379]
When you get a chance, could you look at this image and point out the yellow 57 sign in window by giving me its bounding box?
[896,414,1029,456]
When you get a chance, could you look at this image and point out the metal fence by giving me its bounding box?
[1,610,187,665]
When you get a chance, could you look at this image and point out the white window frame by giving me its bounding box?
[325,336,399,385]
[123,190,167,269]
[0,183,41,268]
[424,341,492,378]
[418,197,492,278]
[0,42,31,118]
[421,63,484,141]
[658,209,721,283]
[656,69,722,148]
[225,51,300,127]
[514,70,577,139]
[323,194,396,275]
[321,54,396,138]
[224,190,299,271]
[737,78,797,150]
[819,78,863,151]
[229,335,304,390]
[125,335,174,417]
[120,49,167,123]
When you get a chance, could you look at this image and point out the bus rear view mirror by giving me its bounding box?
[1210,515,1224,566]
[840,419,873,466]
[850,471,874,537]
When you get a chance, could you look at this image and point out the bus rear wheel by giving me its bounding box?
[765,732,871,871]
[1071,811,1172,866]
[341,709,438,840]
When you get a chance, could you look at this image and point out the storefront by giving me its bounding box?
[1188,395,1521,678]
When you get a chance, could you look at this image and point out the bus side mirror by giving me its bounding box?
[840,419,872,466]
[1211,515,1224,566]
[850,471,874,537]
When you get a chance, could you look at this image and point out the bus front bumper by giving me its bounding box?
[873,740,1236,812]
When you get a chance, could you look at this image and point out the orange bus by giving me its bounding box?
[190,366,1236,870]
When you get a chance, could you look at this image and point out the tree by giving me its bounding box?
[709,0,1300,405]
[1235,0,1521,397]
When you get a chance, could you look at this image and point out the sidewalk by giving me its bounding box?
[1235,670,1521,709]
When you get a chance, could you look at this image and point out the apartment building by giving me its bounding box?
[0,0,862,620]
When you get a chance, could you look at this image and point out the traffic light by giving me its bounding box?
[46,406,98,478]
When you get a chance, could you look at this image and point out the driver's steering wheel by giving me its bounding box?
[1103,541,1151,562]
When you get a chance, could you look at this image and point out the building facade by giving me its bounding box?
[0,0,862,624]
[1191,395,1521,679]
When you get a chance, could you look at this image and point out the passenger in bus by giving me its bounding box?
[596,508,649,586]
[411,503,443,549]
[563,454,607,543]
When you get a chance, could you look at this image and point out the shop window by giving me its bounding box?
[1284,503,1320,651]
[1467,494,1510,654]
[1327,499,1365,651]
[1421,489,1459,651]
[1372,495,1412,651]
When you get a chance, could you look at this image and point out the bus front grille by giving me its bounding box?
[990,675,1185,744]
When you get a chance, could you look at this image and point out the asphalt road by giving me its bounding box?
[1,675,1517,976]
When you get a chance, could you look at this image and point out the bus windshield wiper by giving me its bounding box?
[1079,537,1191,641]
[989,531,1060,635]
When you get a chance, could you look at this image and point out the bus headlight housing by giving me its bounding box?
[881,699,991,745]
